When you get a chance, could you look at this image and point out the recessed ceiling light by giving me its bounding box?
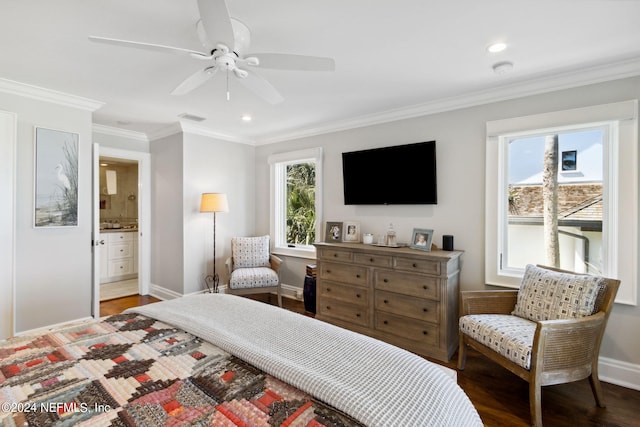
[492,61,514,74]
[241,114,252,122]
[487,42,507,53]
[100,163,109,167]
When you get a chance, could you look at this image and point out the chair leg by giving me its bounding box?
[529,381,543,427]
[276,287,282,307]
[457,334,467,370]
[588,373,607,407]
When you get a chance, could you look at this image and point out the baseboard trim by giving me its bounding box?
[599,356,640,391]
[148,283,182,301]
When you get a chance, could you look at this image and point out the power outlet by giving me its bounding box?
[295,289,303,300]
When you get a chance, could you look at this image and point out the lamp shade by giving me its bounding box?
[200,193,229,213]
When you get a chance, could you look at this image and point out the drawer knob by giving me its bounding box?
[356,274,361,278]
[413,263,418,268]
[423,285,428,290]
[326,287,331,292]
[383,278,389,283]
[423,331,428,335]
[423,308,428,312]
[356,313,361,317]
[326,306,331,310]
[383,299,389,304]
[370,258,374,262]
[356,294,361,298]
[333,253,338,257]
[327,269,331,273]
[383,320,388,325]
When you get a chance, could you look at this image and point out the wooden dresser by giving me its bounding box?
[314,242,462,362]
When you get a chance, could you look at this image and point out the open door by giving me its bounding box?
[92,143,102,318]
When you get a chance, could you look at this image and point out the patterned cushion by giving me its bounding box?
[460,314,536,370]
[232,236,271,269]
[229,267,279,289]
[512,264,604,322]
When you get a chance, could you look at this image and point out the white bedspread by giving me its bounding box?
[128,294,482,427]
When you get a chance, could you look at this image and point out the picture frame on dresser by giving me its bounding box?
[325,221,343,242]
[410,228,433,251]
[343,221,360,242]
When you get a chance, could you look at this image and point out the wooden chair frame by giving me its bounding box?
[225,252,283,307]
[457,266,620,427]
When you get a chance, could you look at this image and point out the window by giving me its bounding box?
[486,101,637,305]
[269,148,323,258]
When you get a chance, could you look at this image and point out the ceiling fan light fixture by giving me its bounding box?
[241,114,252,122]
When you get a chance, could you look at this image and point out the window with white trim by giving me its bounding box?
[486,101,637,305]
[269,148,322,258]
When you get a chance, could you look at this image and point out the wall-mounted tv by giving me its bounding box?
[342,141,437,205]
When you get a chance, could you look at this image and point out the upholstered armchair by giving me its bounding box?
[225,235,283,307]
[458,264,620,427]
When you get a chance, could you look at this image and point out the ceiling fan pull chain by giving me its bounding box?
[226,67,230,101]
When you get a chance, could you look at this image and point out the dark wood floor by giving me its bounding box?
[101,294,640,427]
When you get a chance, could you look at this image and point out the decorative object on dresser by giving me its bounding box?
[410,228,434,251]
[343,221,360,242]
[325,221,343,242]
[457,264,620,427]
[200,192,229,293]
[314,242,463,362]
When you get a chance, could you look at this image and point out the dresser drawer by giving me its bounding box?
[318,248,353,262]
[108,242,134,259]
[318,299,368,327]
[319,262,368,286]
[374,270,439,300]
[108,259,133,277]
[375,290,439,323]
[318,281,368,306]
[375,312,438,346]
[353,252,393,268]
[394,257,440,275]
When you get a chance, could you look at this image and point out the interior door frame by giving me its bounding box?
[92,145,151,318]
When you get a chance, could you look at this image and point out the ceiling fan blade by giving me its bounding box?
[236,70,284,105]
[247,53,335,71]
[171,67,218,95]
[197,0,235,47]
[89,36,209,58]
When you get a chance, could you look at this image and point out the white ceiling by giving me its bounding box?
[2,0,640,144]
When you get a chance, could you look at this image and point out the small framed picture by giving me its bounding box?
[325,221,343,242]
[410,228,434,251]
[343,221,360,242]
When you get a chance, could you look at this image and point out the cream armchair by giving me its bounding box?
[225,235,283,307]
[457,264,620,427]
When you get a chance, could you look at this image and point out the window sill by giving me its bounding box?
[272,246,317,260]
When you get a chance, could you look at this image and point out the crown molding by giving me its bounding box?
[256,56,640,145]
[92,124,148,141]
[0,78,104,111]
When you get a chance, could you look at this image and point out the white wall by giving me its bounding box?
[182,133,255,294]
[0,110,16,339]
[150,133,184,294]
[255,75,640,371]
[0,90,96,333]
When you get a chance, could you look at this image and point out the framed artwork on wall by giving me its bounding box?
[410,228,433,251]
[343,221,361,242]
[34,127,79,228]
[325,221,343,242]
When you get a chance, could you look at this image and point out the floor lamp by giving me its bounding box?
[200,193,229,293]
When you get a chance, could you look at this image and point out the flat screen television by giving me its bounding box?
[342,141,437,205]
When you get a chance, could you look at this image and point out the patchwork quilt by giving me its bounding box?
[0,313,363,426]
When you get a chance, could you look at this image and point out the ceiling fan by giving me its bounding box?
[89,0,335,104]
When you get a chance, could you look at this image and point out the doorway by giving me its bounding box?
[93,145,150,317]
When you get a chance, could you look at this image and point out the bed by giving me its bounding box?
[1,294,482,426]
